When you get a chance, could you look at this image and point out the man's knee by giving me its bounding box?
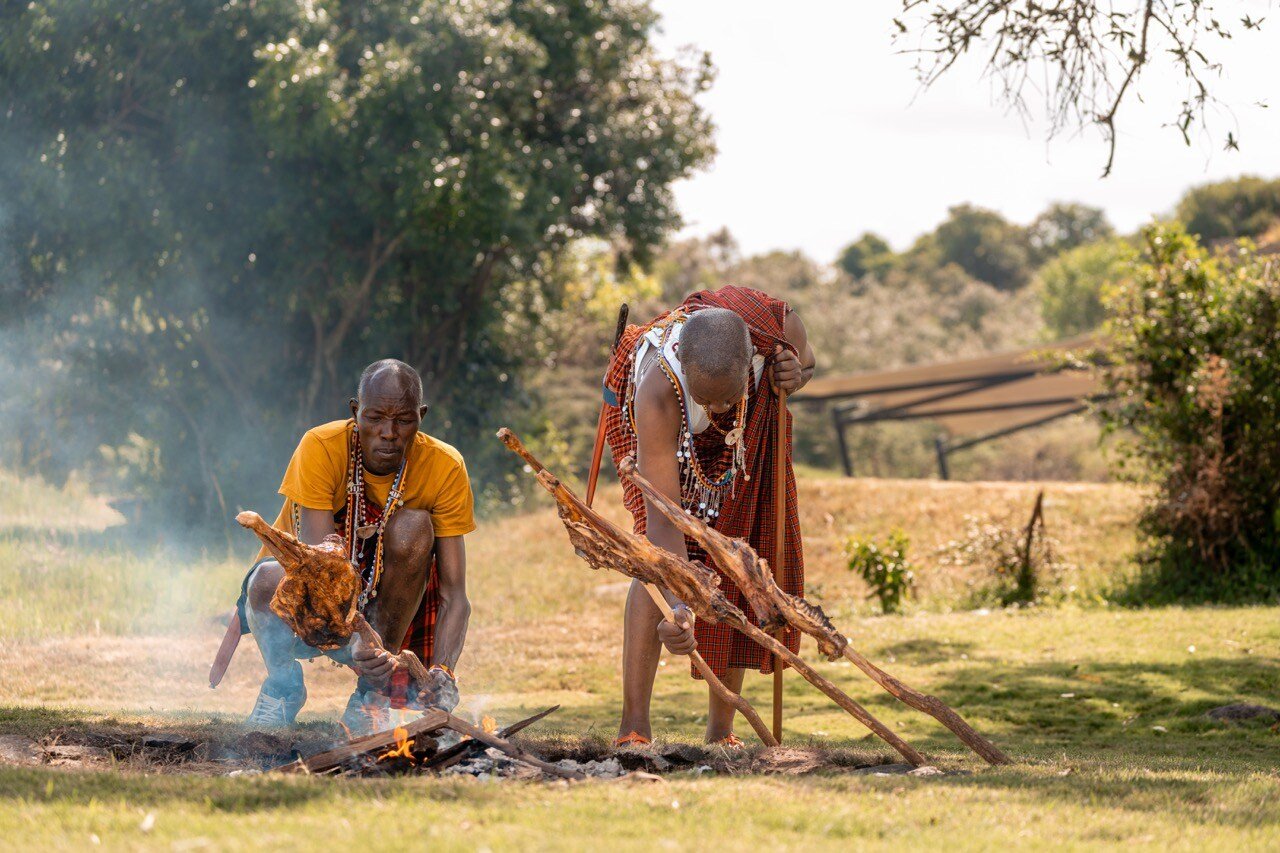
[247,559,284,612]
[383,508,435,568]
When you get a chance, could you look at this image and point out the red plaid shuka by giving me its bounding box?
[603,285,804,679]
[337,497,439,707]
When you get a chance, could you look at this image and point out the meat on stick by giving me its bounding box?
[497,428,924,765]
[617,457,1012,766]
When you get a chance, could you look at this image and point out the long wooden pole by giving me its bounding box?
[772,389,787,743]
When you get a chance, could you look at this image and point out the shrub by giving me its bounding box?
[845,530,915,614]
[1036,238,1133,338]
[1100,224,1280,600]
[936,504,1070,607]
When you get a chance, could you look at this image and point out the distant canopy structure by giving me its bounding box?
[792,337,1101,479]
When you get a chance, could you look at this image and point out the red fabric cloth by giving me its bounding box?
[339,498,439,707]
[602,285,804,678]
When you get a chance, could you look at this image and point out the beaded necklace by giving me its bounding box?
[343,424,409,609]
[650,316,750,522]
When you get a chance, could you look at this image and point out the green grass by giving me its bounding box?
[1,472,1278,849]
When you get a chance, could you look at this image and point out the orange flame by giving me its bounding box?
[481,715,497,735]
[377,726,415,763]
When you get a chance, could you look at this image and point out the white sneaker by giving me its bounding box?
[245,689,304,729]
[341,689,391,738]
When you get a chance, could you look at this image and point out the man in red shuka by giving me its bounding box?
[602,285,817,747]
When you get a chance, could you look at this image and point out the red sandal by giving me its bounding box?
[614,731,653,749]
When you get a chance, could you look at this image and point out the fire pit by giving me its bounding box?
[1,717,943,781]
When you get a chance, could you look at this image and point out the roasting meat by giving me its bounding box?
[236,511,362,650]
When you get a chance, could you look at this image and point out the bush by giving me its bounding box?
[1100,224,1280,600]
[844,530,915,613]
[1036,238,1133,338]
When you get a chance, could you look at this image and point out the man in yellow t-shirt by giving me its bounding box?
[237,359,476,733]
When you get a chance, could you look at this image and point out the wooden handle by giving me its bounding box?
[772,389,788,743]
[585,303,631,508]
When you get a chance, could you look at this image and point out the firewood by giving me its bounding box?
[278,708,581,780]
[277,709,449,774]
[617,457,1013,766]
[423,705,562,772]
[497,428,924,766]
[441,715,586,781]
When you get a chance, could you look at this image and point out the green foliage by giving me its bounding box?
[844,530,915,613]
[923,204,1035,292]
[1028,202,1113,258]
[1036,237,1133,338]
[1100,224,1280,600]
[1175,176,1280,242]
[836,232,895,281]
[0,0,713,527]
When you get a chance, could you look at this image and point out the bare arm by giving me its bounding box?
[772,309,817,394]
[634,369,691,591]
[430,535,470,671]
[297,506,338,545]
[633,368,698,654]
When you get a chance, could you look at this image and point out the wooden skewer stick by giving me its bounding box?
[838,646,1010,765]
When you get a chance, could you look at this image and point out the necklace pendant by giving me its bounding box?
[725,427,743,447]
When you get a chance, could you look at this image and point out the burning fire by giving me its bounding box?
[481,715,497,735]
[378,726,415,763]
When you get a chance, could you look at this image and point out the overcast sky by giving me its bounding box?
[650,0,1280,262]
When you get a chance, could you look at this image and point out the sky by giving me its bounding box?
[650,0,1280,261]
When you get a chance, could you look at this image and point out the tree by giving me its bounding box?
[836,232,896,281]
[1036,238,1132,338]
[896,0,1269,175]
[1029,203,1114,260]
[925,204,1035,292]
[0,0,713,525]
[1175,176,1280,242]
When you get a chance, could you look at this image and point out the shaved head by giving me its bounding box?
[350,359,426,475]
[357,359,423,407]
[680,308,753,396]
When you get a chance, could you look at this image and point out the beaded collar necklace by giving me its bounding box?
[652,315,750,522]
[343,424,408,609]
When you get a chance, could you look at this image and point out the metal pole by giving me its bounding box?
[934,435,951,480]
[832,405,853,477]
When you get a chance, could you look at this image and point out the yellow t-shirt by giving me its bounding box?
[257,419,476,560]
